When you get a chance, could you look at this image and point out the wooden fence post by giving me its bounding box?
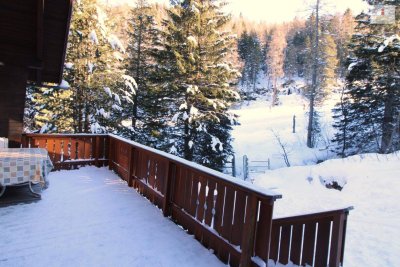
[293,115,296,133]
[240,195,259,266]
[163,162,176,217]
[127,146,135,187]
[108,137,114,171]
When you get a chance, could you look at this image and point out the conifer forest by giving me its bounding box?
[24,0,400,171]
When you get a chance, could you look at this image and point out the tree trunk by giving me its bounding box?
[132,16,143,130]
[84,103,90,133]
[77,87,83,133]
[381,87,396,153]
[184,93,192,161]
[273,78,278,105]
[339,87,348,157]
[307,0,320,148]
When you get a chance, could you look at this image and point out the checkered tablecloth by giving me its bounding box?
[0,148,53,187]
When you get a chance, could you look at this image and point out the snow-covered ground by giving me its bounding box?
[256,153,400,267]
[231,94,400,267]
[0,167,224,267]
[231,93,339,175]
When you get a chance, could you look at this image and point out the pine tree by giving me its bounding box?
[284,19,307,79]
[333,2,400,156]
[124,0,162,144]
[266,27,287,105]
[319,32,339,99]
[63,0,134,134]
[238,31,263,97]
[153,0,240,170]
[332,9,356,76]
[33,87,75,133]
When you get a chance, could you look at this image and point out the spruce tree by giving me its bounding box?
[154,0,240,170]
[266,27,287,105]
[124,0,163,145]
[63,0,134,134]
[238,31,263,97]
[284,19,307,79]
[319,33,339,99]
[333,1,400,156]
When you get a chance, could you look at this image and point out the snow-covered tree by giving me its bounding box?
[333,2,400,156]
[238,31,263,97]
[329,9,356,76]
[266,27,287,105]
[284,18,307,78]
[125,0,160,138]
[153,0,240,170]
[319,32,339,98]
[63,0,135,134]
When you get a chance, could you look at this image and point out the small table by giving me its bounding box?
[0,148,53,198]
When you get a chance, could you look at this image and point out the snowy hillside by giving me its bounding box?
[231,92,340,176]
[230,92,400,266]
[255,152,400,267]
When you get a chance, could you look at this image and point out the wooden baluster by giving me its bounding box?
[329,212,345,267]
[290,224,303,265]
[108,137,114,171]
[162,162,175,217]
[127,146,135,187]
[254,200,274,261]
[269,224,280,263]
[53,138,62,170]
[231,190,246,246]
[204,179,216,227]
[302,222,317,266]
[221,186,235,242]
[240,195,259,267]
[279,225,291,264]
[315,219,332,267]
[93,136,99,167]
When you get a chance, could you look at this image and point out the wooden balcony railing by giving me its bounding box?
[21,133,352,267]
[269,208,352,267]
[21,134,109,170]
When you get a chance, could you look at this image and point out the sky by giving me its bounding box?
[104,0,369,23]
[224,0,369,23]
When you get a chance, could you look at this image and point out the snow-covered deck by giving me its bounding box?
[0,167,224,267]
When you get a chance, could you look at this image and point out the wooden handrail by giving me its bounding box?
[273,207,353,224]
[109,134,281,201]
[23,133,109,137]
[21,133,352,267]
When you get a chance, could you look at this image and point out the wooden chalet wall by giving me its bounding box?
[0,66,29,147]
[0,0,73,147]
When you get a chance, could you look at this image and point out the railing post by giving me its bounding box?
[162,162,176,217]
[127,146,135,187]
[329,212,345,267]
[93,136,99,167]
[240,195,259,266]
[108,136,114,171]
[232,155,236,177]
[21,134,27,148]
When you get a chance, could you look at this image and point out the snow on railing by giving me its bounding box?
[21,133,351,267]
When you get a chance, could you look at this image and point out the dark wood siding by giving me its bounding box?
[0,0,73,146]
[0,65,29,147]
[0,0,73,84]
